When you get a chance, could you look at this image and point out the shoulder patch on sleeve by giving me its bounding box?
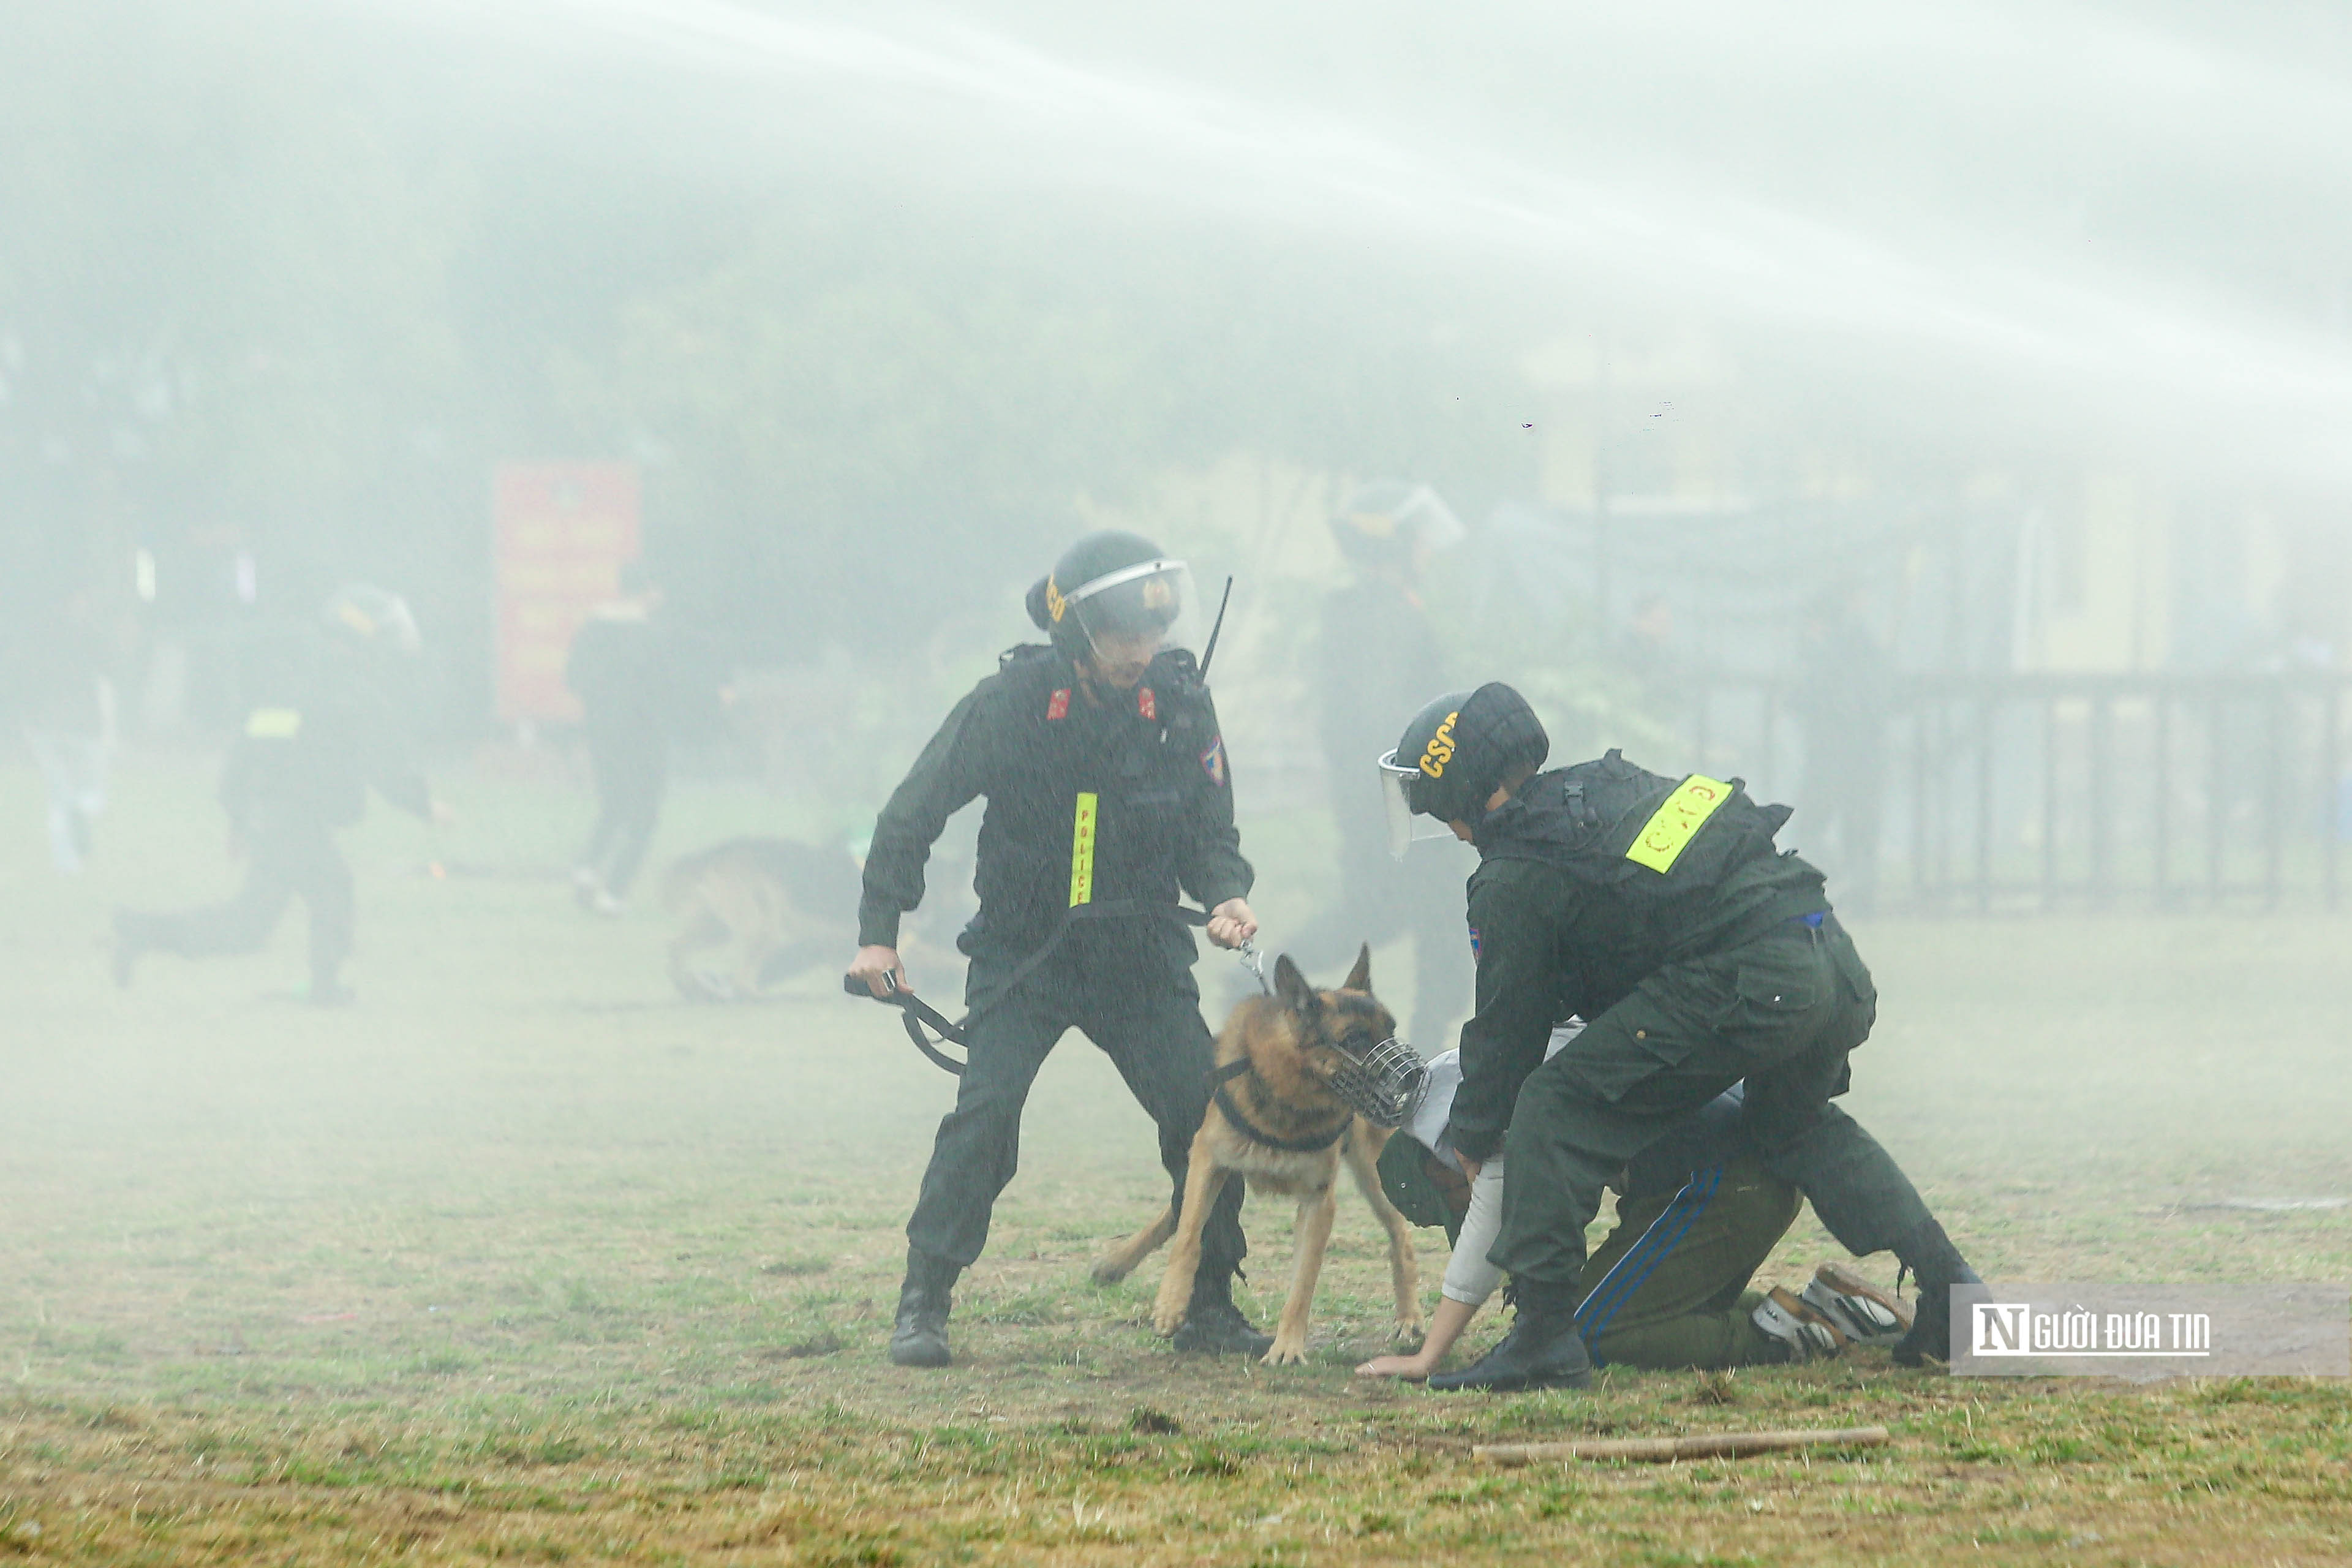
[1199,734,1226,786]
[1468,924,1480,959]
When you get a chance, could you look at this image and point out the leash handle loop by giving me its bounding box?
[841,900,1218,1078]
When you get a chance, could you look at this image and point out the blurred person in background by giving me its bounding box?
[847,530,1267,1368]
[1288,481,1474,1053]
[1379,683,1979,1392]
[9,588,120,873]
[111,585,447,1006]
[1792,586,1891,913]
[565,562,674,915]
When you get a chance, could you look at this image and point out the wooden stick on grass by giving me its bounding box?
[1475,1426,1891,1466]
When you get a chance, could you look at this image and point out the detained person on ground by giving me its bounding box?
[1360,1038,1918,1378]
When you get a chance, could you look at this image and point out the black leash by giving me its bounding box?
[839,971,972,1075]
[843,899,1215,1076]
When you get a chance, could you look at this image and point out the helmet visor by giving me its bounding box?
[1061,559,1201,685]
[1378,748,1461,859]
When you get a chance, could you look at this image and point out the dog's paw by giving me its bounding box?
[1090,1256,1133,1287]
[1151,1303,1187,1338]
[1391,1314,1427,1345]
[1261,1338,1310,1367]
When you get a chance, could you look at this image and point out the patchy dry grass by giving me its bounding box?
[2,760,2348,1563]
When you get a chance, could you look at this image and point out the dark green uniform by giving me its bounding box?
[860,643,1253,1278]
[1447,752,1933,1291]
[1570,1094,1797,1370]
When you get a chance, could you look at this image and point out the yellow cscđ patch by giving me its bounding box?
[244,707,303,739]
[1044,575,1067,623]
[1068,791,1098,906]
[1624,774,1733,873]
[1418,710,1460,778]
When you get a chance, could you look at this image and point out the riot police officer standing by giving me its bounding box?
[848,532,1269,1367]
[1378,683,1980,1389]
[112,585,445,1005]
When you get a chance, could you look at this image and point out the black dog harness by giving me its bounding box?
[1207,1058,1351,1153]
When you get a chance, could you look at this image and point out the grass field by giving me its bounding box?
[4,755,2349,1565]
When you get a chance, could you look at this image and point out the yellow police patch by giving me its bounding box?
[1069,791,1098,906]
[1624,774,1733,873]
[1418,710,1460,778]
[244,707,303,739]
[1044,575,1067,623]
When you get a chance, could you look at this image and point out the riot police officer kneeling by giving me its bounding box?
[1378,684,1980,1390]
[848,531,1268,1368]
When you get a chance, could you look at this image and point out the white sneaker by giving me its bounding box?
[1752,1286,1851,1362]
[1803,1262,1915,1348]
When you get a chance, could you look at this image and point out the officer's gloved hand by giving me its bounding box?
[1205,898,1259,950]
[848,944,910,998]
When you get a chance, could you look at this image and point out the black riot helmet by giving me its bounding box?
[1376,682,1550,855]
[1025,530,1200,685]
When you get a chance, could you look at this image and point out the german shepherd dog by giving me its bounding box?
[662,837,861,1001]
[1091,946,1425,1365]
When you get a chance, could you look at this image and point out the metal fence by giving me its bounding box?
[1685,674,2352,914]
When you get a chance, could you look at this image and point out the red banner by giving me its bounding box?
[492,462,641,723]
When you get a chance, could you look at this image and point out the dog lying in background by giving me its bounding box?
[1091,945,1426,1365]
[662,837,861,1001]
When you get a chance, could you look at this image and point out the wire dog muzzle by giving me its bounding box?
[1324,1034,1430,1128]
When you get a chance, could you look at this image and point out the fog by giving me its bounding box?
[2,0,2350,1431]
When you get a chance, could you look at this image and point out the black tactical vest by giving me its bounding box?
[1474,750,1819,978]
[963,644,1224,954]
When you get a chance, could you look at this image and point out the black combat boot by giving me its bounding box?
[1171,1269,1274,1357]
[1427,1278,1593,1392]
[1891,1218,1982,1367]
[889,1248,959,1368]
